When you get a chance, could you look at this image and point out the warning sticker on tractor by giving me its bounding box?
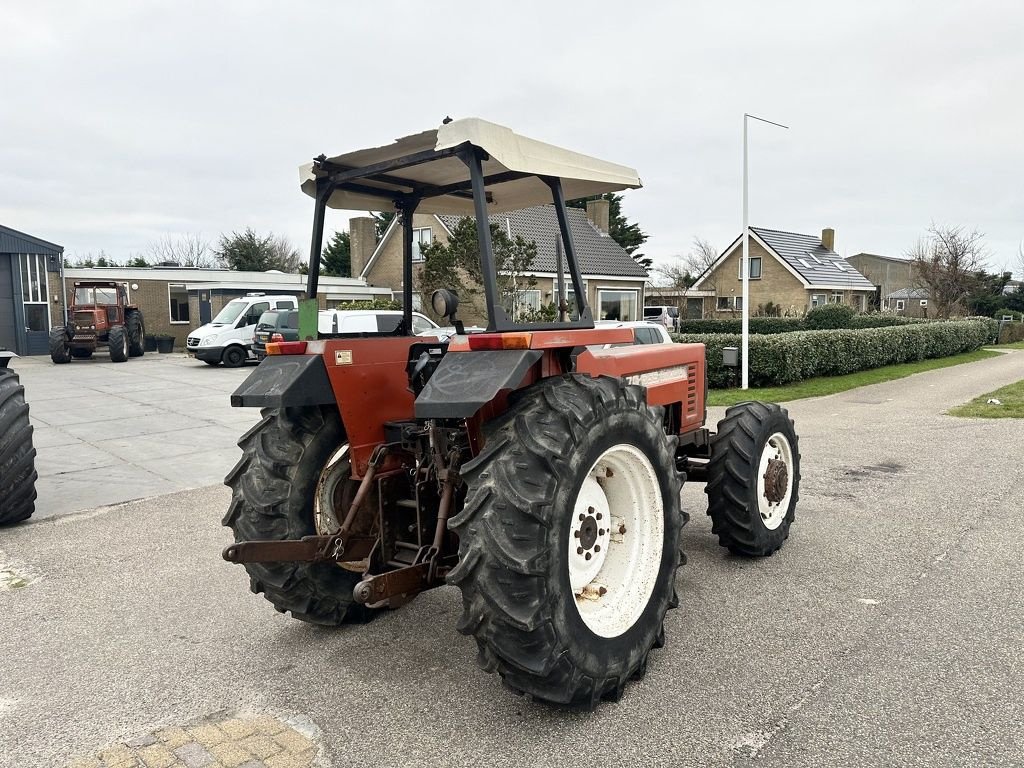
[335,350,353,365]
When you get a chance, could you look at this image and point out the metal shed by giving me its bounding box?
[0,225,64,355]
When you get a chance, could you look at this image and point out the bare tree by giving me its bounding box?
[1017,240,1024,281]
[907,223,989,318]
[149,233,213,267]
[268,234,304,273]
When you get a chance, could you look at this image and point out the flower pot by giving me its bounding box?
[144,335,157,352]
[156,337,174,354]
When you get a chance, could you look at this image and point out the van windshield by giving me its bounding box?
[211,300,248,325]
[643,307,663,318]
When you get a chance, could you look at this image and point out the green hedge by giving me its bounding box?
[677,317,805,335]
[674,318,993,388]
[998,321,1024,344]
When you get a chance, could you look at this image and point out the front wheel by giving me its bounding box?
[449,375,685,707]
[222,346,247,368]
[126,311,145,357]
[108,325,128,363]
[705,401,800,557]
[223,406,369,625]
[49,326,71,364]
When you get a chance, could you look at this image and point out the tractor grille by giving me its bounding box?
[74,311,95,327]
[686,364,697,413]
[187,336,200,347]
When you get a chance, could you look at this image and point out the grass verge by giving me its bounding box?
[707,349,1002,406]
[990,340,1024,350]
[948,379,1024,418]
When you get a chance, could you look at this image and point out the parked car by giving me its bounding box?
[643,305,680,331]
[252,309,299,360]
[592,320,673,348]
[318,309,438,336]
[187,294,299,367]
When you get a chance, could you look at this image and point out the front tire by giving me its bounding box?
[126,311,145,357]
[108,325,128,363]
[0,367,37,525]
[223,406,369,625]
[449,375,685,707]
[49,326,71,364]
[706,401,800,557]
[222,346,247,368]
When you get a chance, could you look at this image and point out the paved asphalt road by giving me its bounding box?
[2,351,1023,767]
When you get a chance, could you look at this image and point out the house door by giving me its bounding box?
[199,292,212,324]
[17,253,52,355]
[686,297,703,319]
[0,256,18,352]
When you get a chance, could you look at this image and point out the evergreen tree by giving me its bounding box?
[321,231,351,277]
[568,192,651,269]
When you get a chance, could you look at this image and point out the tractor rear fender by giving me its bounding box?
[414,349,543,419]
[230,354,335,409]
[0,350,16,369]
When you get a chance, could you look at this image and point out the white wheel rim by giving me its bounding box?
[756,432,794,530]
[568,444,664,638]
[314,443,350,534]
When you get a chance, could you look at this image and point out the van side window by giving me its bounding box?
[376,315,402,333]
[244,302,270,326]
[275,300,293,309]
[412,316,434,334]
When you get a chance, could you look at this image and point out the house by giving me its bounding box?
[1,225,64,355]
[885,287,930,316]
[690,227,875,316]
[351,200,649,324]
[845,252,919,311]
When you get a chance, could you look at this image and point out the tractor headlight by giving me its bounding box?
[200,335,216,347]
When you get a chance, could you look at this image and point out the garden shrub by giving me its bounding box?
[998,321,1024,345]
[677,317,805,335]
[675,318,992,389]
[804,303,856,329]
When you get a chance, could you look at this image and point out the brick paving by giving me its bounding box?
[66,713,319,768]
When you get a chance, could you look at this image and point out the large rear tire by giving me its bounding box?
[705,401,800,557]
[108,325,128,363]
[223,406,369,625]
[126,311,145,357]
[49,327,71,364]
[449,375,685,707]
[0,367,37,525]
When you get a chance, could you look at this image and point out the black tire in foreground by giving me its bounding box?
[222,346,247,368]
[705,401,800,557]
[223,406,369,625]
[0,367,37,525]
[108,325,129,363]
[449,375,685,707]
[49,326,71,364]
[126,310,145,357]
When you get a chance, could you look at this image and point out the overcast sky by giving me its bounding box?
[3,1,1022,276]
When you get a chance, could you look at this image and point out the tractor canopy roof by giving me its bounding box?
[299,117,642,215]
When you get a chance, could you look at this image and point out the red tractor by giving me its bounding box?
[222,119,800,707]
[50,280,146,363]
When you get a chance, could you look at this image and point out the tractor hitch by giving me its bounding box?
[221,534,377,565]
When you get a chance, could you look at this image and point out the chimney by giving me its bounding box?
[586,199,610,234]
[349,216,378,278]
[821,228,835,252]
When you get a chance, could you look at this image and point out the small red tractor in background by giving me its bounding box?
[222,119,800,707]
[50,280,146,363]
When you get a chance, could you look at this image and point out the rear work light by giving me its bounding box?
[266,341,308,355]
[467,332,533,351]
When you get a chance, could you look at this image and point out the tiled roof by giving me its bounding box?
[751,227,875,290]
[438,205,648,278]
[886,287,929,300]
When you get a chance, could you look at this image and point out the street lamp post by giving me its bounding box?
[742,113,789,389]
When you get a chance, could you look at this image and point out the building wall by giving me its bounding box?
[0,255,17,352]
[846,254,916,301]
[702,241,808,317]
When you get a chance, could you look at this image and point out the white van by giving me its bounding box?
[642,305,680,331]
[318,309,438,336]
[187,294,299,367]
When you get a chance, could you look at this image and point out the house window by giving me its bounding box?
[830,292,843,304]
[920,299,928,307]
[810,294,826,308]
[738,257,762,279]
[169,284,190,323]
[19,254,50,332]
[717,296,731,311]
[598,289,639,321]
[896,300,905,311]
[560,280,587,315]
[734,296,743,311]
[515,289,541,311]
[411,228,431,262]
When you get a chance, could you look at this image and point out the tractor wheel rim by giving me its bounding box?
[314,443,351,535]
[569,443,664,638]
[757,432,794,530]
